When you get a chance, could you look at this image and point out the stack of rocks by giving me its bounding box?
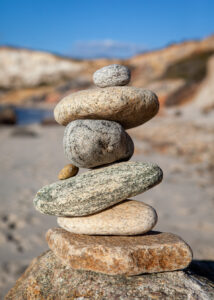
[34,64,192,276]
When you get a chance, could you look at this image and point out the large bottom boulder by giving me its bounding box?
[5,250,214,300]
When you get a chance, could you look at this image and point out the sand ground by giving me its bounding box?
[0,110,214,298]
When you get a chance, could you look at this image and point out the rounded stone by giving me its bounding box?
[57,200,157,235]
[93,64,131,87]
[58,164,79,180]
[63,119,134,168]
[54,86,159,129]
[7,250,213,300]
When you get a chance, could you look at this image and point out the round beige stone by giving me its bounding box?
[58,164,79,180]
[57,200,157,235]
[54,87,159,129]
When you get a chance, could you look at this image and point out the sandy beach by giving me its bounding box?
[0,108,214,297]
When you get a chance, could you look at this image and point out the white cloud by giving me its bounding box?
[69,39,146,59]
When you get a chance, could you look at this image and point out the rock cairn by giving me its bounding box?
[34,64,192,276]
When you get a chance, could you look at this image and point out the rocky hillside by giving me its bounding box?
[0,35,214,112]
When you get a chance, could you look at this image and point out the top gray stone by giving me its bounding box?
[93,64,131,87]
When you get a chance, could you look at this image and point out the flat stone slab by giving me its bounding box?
[34,161,163,217]
[93,64,131,87]
[63,119,134,168]
[54,86,159,129]
[46,228,193,276]
[6,250,214,300]
[57,200,157,235]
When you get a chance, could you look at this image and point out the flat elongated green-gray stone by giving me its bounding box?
[33,161,163,217]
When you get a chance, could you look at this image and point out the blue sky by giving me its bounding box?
[0,0,214,58]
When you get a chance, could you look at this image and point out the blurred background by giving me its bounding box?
[0,0,214,296]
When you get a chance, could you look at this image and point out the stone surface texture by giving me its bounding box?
[33,161,163,216]
[57,200,157,235]
[54,86,159,129]
[63,119,134,168]
[5,250,214,300]
[46,228,193,276]
[93,64,131,87]
[58,163,79,180]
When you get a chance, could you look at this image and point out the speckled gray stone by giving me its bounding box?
[63,119,134,168]
[54,87,159,129]
[93,64,131,87]
[33,161,163,217]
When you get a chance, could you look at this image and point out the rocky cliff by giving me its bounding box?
[1,35,214,111]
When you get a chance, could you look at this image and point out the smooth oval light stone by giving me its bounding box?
[93,64,131,87]
[63,119,134,168]
[57,200,157,235]
[58,164,79,180]
[54,87,159,129]
[33,161,163,217]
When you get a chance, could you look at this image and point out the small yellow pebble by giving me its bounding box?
[58,164,79,180]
